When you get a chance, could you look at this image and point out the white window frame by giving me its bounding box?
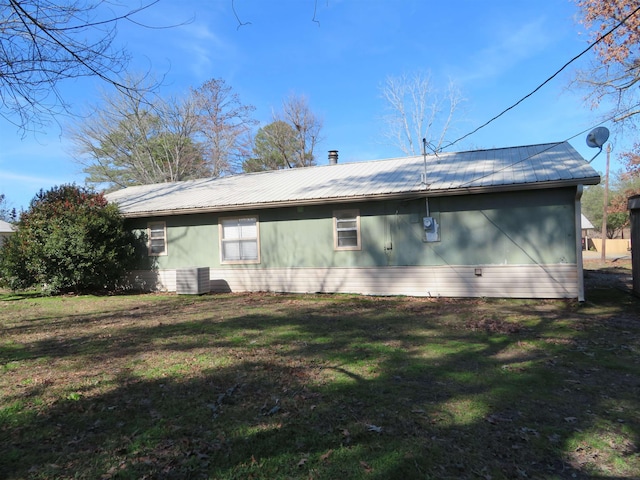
[147,222,167,256]
[333,209,361,251]
[219,216,261,264]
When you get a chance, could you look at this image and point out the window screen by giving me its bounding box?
[221,217,259,262]
[148,222,167,256]
[334,210,361,250]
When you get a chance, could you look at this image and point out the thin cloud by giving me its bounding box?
[459,18,556,83]
[0,170,71,187]
[177,22,242,80]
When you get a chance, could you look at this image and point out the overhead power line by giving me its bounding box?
[442,4,640,152]
[457,99,640,188]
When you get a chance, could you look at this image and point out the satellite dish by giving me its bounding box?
[586,126,610,149]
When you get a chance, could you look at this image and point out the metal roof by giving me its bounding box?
[581,214,595,230]
[0,220,15,233]
[106,142,601,218]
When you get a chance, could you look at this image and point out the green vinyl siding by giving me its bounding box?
[128,187,578,270]
[436,188,577,265]
[130,215,218,270]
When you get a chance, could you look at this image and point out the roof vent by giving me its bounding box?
[328,150,338,165]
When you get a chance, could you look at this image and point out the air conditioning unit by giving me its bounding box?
[176,267,210,295]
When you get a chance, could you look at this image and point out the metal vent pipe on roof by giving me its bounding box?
[328,150,338,165]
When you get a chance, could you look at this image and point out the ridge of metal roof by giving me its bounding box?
[106,142,601,218]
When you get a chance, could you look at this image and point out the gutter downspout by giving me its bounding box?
[575,185,585,302]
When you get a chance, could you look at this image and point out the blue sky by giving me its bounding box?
[0,0,620,212]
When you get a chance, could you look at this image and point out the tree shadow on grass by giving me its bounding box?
[0,290,43,302]
[1,291,639,479]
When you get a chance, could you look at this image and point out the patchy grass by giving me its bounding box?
[1,275,639,479]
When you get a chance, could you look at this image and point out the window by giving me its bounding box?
[148,222,167,256]
[334,209,361,250]
[220,216,260,263]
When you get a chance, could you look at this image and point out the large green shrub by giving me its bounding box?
[0,185,141,294]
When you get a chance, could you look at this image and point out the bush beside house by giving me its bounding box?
[0,185,142,294]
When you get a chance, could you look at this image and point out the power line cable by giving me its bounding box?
[442,4,640,152]
[456,100,640,188]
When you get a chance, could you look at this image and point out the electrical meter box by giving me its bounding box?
[423,216,440,242]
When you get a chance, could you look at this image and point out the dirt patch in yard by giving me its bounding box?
[583,257,634,293]
[1,268,640,479]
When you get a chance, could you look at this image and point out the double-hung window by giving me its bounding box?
[334,209,361,250]
[220,217,260,263]
[148,222,167,256]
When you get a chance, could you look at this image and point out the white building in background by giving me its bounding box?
[0,220,15,245]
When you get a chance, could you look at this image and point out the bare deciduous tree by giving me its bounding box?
[70,77,258,190]
[69,77,207,191]
[275,93,323,167]
[574,0,640,125]
[381,72,464,156]
[191,78,258,175]
[0,194,17,222]
[0,0,171,132]
[242,94,322,172]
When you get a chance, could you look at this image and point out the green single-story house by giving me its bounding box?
[106,142,600,300]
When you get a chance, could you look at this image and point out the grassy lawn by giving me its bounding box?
[1,266,639,479]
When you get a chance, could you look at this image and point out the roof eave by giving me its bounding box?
[118,177,601,219]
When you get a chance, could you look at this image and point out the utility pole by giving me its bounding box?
[601,143,611,263]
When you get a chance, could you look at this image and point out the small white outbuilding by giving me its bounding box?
[580,214,594,250]
[0,219,16,245]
